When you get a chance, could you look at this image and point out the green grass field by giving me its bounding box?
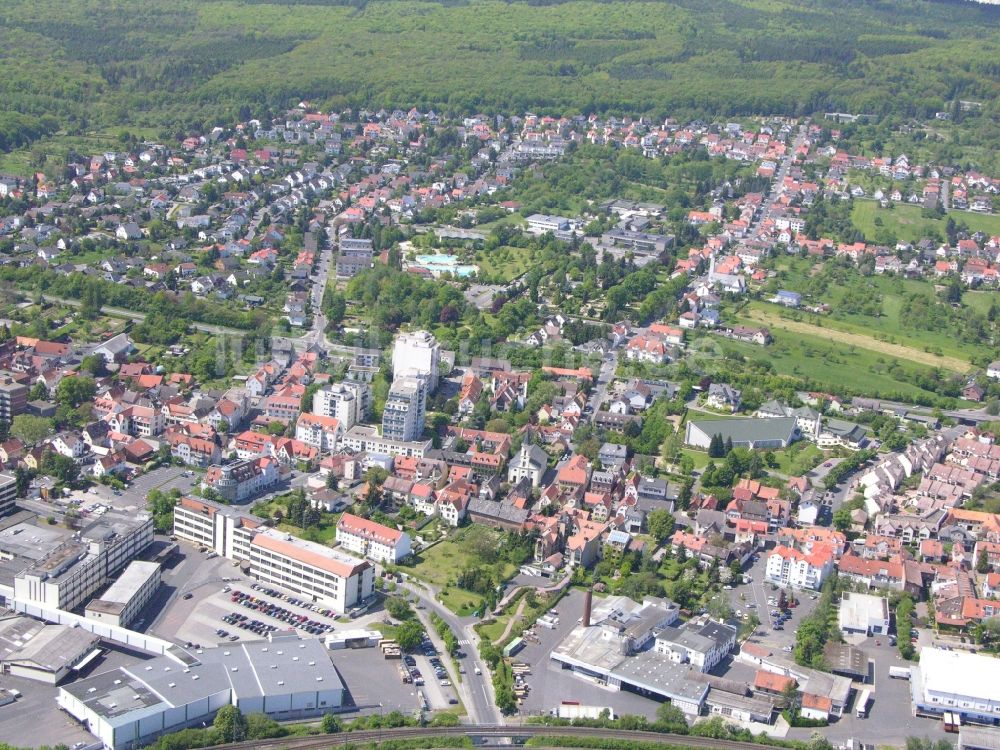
[744,302,972,372]
[771,442,824,476]
[765,257,993,367]
[713,323,947,401]
[404,527,518,615]
[852,201,1000,244]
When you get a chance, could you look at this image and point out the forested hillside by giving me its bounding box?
[1,0,998,151]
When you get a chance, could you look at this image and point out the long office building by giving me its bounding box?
[4,510,154,611]
[84,560,161,628]
[173,497,373,613]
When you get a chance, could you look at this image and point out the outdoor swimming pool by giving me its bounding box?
[413,254,478,277]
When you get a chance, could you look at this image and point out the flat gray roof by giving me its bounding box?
[96,560,160,604]
[688,417,797,444]
[63,636,342,721]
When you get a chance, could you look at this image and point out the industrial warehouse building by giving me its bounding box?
[0,509,154,612]
[837,592,890,636]
[0,612,101,684]
[58,635,344,750]
[910,648,1000,725]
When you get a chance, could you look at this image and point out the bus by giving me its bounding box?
[855,689,872,718]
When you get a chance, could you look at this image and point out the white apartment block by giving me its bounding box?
[341,425,431,458]
[764,545,833,590]
[294,413,342,452]
[381,375,427,442]
[392,330,440,391]
[312,381,369,429]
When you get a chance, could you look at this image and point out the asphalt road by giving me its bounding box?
[402,580,500,725]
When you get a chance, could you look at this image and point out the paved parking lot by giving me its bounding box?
[0,674,94,748]
[786,635,948,747]
[330,648,425,717]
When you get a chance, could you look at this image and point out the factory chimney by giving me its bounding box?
[582,588,593,628]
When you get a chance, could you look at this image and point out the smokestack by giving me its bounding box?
[582,588,593,628]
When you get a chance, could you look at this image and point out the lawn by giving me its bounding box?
[770,442,824,477]
[763,258,994,366]
[851,200,1000,244]
[679,447,712,470]
[402,526,519,615]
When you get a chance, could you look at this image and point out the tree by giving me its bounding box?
[56,375,96,409]
[395,619,425,651]
[807,732,834,750]
[385,596,415,621]
[647,509,675,544]
[708,433,725,458]
[976,549,990,574]
[705,592,734,621]
[213,705,247,743]
[655,702,688,730]
[245,713,283,740]
[80,354,107,377]
[320,713,342,734]
[11,414,54,445]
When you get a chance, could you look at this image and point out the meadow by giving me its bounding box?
[852,201,1000,245]
[763,257,998,368]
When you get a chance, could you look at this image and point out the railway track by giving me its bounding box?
[209,724,792,750]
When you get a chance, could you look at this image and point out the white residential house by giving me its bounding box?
[764,545,833,590]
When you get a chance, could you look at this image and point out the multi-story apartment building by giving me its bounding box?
[382,375,427,442]
[203,457,280,503]
[0,472,17,517]
[392,330,440,391]
[166,431,221,467]
[335,512,411,564]
[0,376,28,430]
[340,425,431,458]
[312,381,369,429]
[294,413,342,453]
[335,237,374,279]
[764,545,834,590]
